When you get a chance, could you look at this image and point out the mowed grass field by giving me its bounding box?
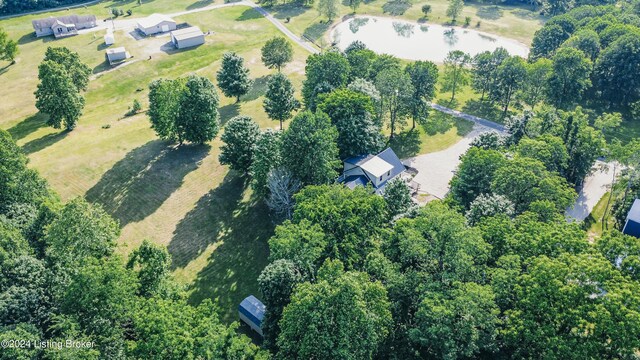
[0,0,543,322]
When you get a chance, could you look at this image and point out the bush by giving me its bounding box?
[464,16,471,26]
[126,9,132,16]
[125,99,141,117]
[421,4,432,17]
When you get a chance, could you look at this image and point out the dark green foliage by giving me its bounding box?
[35,60,85,130]
[0,28,18,62]
[263,72,300,129]
[383,179,413,217]
[126,239,171,298]
[302,51,350,110]
[219,115,261,173]
[405,60,439,129]
[249,129,282,197]
[216,52,253,102]
[449,147,506,209]
[546,47,592,108]
[318,88,383,159]
[375,67,414,138]
[280,111,340,185]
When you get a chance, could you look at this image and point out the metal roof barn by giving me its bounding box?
[238,295,265,337]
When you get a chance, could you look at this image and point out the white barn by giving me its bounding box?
[136,14,176,36]
[106,47,128,64]
[170,26,205,49]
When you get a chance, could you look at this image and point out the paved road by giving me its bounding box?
[430,103,505,132]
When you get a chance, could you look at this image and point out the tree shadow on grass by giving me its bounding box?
[388,129,421,159]
[462,99,504,124]
[219,103,240,125]
[168,172,274,322]
[237,8,263,21]
[423,111,455,136]
[21,130,69,155]
[271,3,310,20]
[303,21,331,42]
[476,5,503,20]
[382,0,411,16]
[241,75,269,102]
[7,113,48,141]
[85,140,210,227]
[186,0,214,10]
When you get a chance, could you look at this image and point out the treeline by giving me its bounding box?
[0,129,268,359]
[530,4,640,109]
[0,0,89,15]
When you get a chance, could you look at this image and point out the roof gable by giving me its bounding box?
[627,199,640,223]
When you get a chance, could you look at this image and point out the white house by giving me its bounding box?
[32,15,97,38]
[339,148,407,194]
[106,47,128,64]
[170,26,205,49]
[136,14,176,36]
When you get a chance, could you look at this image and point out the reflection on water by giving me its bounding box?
[350,18,370,33]
[393,22,415,38]
[332,16,529,62]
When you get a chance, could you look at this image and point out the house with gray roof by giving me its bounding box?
[339,148,407,194]
[32,15,97,38]
[623,199,640,238]
[170,26,205,49]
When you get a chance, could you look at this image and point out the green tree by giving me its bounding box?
[216,52,252,103]
[302,51,350,110]
[446,0,464,22]
[596,230,640,281]
[471,48,509,101]
[148,78,183,142]
[0,28,18,63]
[546,47,592,108]
[126,239,171,298]
[280,111,340,185]
[0,323,41,360]
[442,50,471,102]
[318,0,338,20]
[515,134,569,174]
[346,48,376,81]
[405,61,439,129]
[530,24,571,60]
[35,61,85,130]
[594,34,640,107]
[175,75,220,144]
[384,179,413,217]
[219,115,260,173]
[263,72,299,130]
[261,37,293,71]
[449,147,506,209]
[43,47,90,91]
[410,282,499,359]
[318,88,383,158]
[466,193,515,226]
[375,67,414,139]
[563,29,600,62]
[277,264,392,359]
[521,58,552,109]
[249,129,282,197]
[489,56,527,116]
[349,0,361,12]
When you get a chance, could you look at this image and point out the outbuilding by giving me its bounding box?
[106,47,128,64]
[238,295,265,337]
[104,30,115,45]
[136,14,176,36]
[170,26,205,49]
[622,199,640,238]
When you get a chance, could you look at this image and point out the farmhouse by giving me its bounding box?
[136,14,176,36]
[622,199,640,238]
[238,295,265,337]
[170,26,205,49]
[339,148,407,194]
[105,47,128,64]
[32,15,97,38]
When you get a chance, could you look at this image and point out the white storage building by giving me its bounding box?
[104,30,115,45]
[170,26,205,49]
[106,47,128,64]
[136,14,176,36]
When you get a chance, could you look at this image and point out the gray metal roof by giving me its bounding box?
[32,15,96,30]
[171,26,204,41]
[137,13,175,29]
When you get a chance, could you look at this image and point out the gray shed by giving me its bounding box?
[136,14,176,36]
[238,295,265,336]
[170,26,205,49]
[32,15,97,38]
[106,47,128,64]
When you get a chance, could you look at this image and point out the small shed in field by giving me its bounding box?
[104,30,115,45]
[170,26,205,49]
[238,295,265,337]
[623,199,640,238]
[136,14,176,36]
[106,47,128,64]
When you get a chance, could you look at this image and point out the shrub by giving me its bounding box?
[464,16,471,26]
[421,4,432,17]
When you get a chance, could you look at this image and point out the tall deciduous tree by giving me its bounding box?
[318,0,338,20]
[43,47,90,91]
[449,147,506,209]
[546,47,592,108]
[219,115,260,173]
[302,51,350,110]
[318,88,383,158]
[35,61,85,130]
[442,50,471,102]
[446,0,464,22]
[521,58,552,109]
[175,75,220,144]
[375,67,414,139]
[250,129,282,197]
[216,52,252,103]
[0,28,18,63]
[489,56,527,116]
[405,60,439,129]
[594,34,640,107]
[263,72,300,130]
[280,111,340,185]
[261,37,293,72]
[126,239,171,298]
[148,78,183,142]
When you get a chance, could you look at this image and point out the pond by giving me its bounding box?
[330,17,530,62]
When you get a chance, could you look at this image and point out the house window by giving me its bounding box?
[387,171,390,176]
[379,176,382,181]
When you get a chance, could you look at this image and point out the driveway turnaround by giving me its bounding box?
[565,161,613,222]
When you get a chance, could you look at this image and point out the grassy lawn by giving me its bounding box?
[584,191,615,240]
[0,5,309,322]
